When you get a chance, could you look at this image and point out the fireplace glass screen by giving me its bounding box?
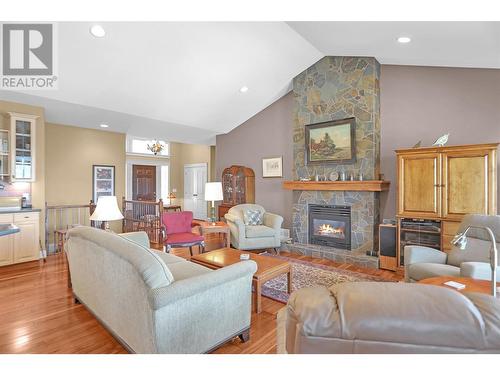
[312,219,346,239]
[308,204,351,250]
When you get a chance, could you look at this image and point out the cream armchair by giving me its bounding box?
[405,214,500,282]
[224,204,283,251]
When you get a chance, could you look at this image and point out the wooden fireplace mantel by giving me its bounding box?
[282,180,390,192]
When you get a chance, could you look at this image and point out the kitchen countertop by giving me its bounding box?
[0,208,41,214]
[0,224,20,236]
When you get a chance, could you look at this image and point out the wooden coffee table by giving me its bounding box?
[419,276,499,295]
[191,248,292,313]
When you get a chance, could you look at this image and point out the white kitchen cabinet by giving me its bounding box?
[9,112,38,182]
[0,215,14,266]
[0,212,40,266]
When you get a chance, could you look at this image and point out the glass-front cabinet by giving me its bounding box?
[0,130,9,177]
[9,113,38,182]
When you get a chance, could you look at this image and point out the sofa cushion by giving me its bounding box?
[67,226,175,288]
[166,260,212,281]
[153,250,186,264]
[245,225,275,238]
[165,232,204,245]
[244,209,264,225]
[408,262,460,281]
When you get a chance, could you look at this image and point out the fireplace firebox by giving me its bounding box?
[308,204,351,250]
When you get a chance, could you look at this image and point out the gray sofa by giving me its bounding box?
[225,204,283,251]
[405,214,500,282]
[65,226,257,354]
[278,282,500,354]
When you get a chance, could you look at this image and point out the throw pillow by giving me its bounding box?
[244,209,263,225]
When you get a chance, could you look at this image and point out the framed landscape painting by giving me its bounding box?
[92,165,115,203]
[305,117,356,165]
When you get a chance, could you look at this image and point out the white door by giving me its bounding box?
[184,163,208,220]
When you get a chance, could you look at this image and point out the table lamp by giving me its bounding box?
[167,188,177,205]
[205,182,223,225]
[451,225,498,297]
[90,196,124,231]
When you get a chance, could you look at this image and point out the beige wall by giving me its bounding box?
[169,142,213,209]
[45,123,126,231]
[216,93,294,228]
[0,100,46,246]
[0,99,211,244]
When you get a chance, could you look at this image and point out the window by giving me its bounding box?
[127,136,169,156]
[160,165,169,202]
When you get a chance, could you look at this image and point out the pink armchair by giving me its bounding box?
[160,211,205,255]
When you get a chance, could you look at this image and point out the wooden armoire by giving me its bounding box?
[395,143,498,268]
[218,165,255,220]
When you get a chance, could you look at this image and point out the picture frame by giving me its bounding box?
[305,117,356,165]
[262,156,283,178]
[92,165,115,203]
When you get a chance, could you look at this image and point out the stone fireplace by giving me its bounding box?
[308,204,351,250]
[285,56,382,268]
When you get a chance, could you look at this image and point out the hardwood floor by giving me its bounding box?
[0,234,402,354]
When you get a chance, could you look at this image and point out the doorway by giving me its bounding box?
[132,165,156,201]
[184,163,208,220]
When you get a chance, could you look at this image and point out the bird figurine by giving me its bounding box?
[412,140,422,148]
[432,133,449,147]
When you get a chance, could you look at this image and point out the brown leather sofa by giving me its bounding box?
[277,282,500,353]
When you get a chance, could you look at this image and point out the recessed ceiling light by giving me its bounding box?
[397,36,411,44]
[100,124,109,128]
[90,25,106,38]
[239,86,249,93]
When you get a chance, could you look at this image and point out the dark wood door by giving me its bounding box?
[132,165,156,201]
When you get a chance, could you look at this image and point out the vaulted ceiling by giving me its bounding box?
[1,21,499,144]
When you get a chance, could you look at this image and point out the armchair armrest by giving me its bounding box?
[404,245,447,282]
[404,245,447,266]
[225,213,245,231]
[191,221,202,235]
[461,262,499,281]
[263,212,284,231]
[148,261,257,310]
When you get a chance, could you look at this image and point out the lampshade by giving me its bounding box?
[90,196,124,221]
[451,232,468,250]
[205,182,223,202]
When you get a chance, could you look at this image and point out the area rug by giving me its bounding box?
[261,254,390,303]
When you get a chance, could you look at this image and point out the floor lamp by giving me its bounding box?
[451,225,498,297]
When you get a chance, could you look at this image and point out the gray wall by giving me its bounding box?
[216,65,500,228]
[380,65,500,219]
[215,92,294,227]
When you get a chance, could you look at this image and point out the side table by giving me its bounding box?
[164,205,182,212]
[418,276,500,296]
[200,221,230,250]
